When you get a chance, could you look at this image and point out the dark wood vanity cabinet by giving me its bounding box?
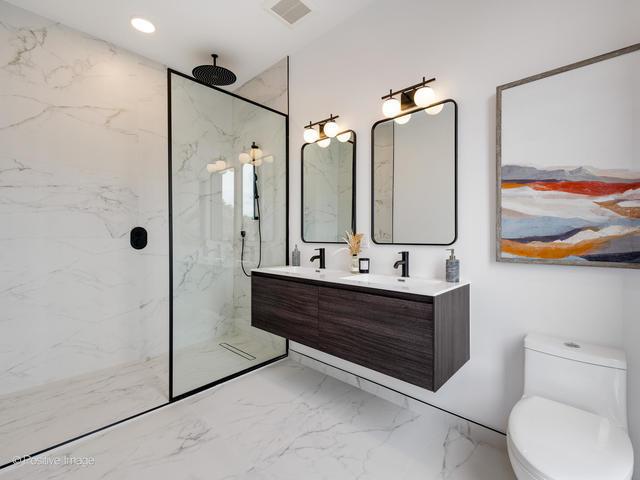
[251,273,469,391]
[252,275,320,348]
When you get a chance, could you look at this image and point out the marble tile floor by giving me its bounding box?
[0,359,515,480]
[0,355,168,468]
[173,331,286,397]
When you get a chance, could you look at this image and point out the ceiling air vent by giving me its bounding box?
[269,0,311,26]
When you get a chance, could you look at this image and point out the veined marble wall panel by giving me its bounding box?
[234,58,288,115]
[0,1,169,395]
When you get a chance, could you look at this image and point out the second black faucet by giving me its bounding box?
[393,251,410,278]
[310,247,326,269]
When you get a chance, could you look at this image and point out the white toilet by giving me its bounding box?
[508,334,634,480]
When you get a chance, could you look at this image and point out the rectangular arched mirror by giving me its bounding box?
[371,100,457,245]
[302,130,356,243]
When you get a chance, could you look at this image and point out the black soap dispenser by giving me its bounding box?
[446,249,459,283]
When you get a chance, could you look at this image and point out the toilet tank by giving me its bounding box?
[523,334,628,429]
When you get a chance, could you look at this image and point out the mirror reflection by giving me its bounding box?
[302,130,356,243]
[372,100,457,245]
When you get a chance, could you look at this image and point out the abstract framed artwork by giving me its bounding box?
[496,43,640,268]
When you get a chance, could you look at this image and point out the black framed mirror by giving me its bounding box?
[371,100,457,245]
[301,130,356,243]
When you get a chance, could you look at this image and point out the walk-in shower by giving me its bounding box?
[168,70,288,399]
[0,0,289,463]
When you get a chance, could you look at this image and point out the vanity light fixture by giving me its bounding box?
[238,142,264,166]
[426,104,444,115]
[394,113,411,125]
[303,122,319,143]
[130,17,156,33]
[382,93,401,118]
[207,156,227,173]
[323,117,340,138]
[336,131,352,142]
[303,115,341,143]
[381,76,438,118]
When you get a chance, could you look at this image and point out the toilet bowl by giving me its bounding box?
[507,334,634,480]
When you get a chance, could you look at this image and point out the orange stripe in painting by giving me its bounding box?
[501,238,609,259]
[510,181,640,196]
[501,182,526,189]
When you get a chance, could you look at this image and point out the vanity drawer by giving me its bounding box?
[317,287,434,390]
[251,275,319,348]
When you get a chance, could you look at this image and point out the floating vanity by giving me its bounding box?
[251,267,470,391]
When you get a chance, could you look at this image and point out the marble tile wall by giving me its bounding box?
[234,58,288,115]
[0,0,169,396]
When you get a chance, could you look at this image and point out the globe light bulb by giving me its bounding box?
[394,114,411,125]
[413,85,436,107]
[382,97,401,118]
[206,163,217,173]
[253,158,263,166]
[215,160,226,170]
[303,127,319,143]
[323,120,340,138]
[239,152,251,164]
[336,131,352,143]
[317,138,331,148]
[426,104,444,115]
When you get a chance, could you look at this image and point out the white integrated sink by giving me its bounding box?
[340,274,441,288]
[263,266,319,275]
[254,267,467,297]
[260,266,343,277]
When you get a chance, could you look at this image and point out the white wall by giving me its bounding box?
[288,0,640,453]
[624,270,640,477]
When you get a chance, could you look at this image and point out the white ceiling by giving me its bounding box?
[7,0,375,86]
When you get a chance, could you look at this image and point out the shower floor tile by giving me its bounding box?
[172,332,285,397]
[0,359,515,480]
[0,356,168,467]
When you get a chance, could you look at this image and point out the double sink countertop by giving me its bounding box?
[252,266,469,298]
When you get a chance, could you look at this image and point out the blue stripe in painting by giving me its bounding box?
[579,251,640,262]
[502,217,639,239]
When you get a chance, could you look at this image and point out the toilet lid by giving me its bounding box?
[508,396,634,480]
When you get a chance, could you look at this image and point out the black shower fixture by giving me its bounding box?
[192,54,237,86]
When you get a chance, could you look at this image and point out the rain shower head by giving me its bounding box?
[192,54,237,86]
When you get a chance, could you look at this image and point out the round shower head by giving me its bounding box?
[192,54,237,86]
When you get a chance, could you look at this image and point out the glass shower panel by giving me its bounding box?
[169,72,287,398]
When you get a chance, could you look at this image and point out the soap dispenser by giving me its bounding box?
[292,244,301,266]
[445,249,459,283]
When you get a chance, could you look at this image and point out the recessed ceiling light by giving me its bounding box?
[130,17,156,34]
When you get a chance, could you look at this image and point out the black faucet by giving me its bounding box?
[310,248,326,269]
[393,251,410,278]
